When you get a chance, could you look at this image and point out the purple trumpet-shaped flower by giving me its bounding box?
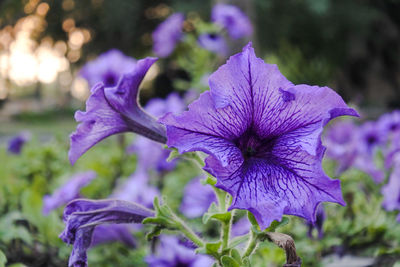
[127,93,185,172]
[180,177,217,218]
[198,33,228,56]
[80,49,136,88]
[145,236,214,267]
[69,57,166,165]
[160,43,358,229]
[353,121,384,183]
[111,168,159,208]
[90,224,136,248]
[212,4,253,40]
[43,171,97,215]
[231,217,251,237]
[382,160,400,220]
[306,204,325,239]
[324,120,358,175]
[152,13,184,58]
[60,199,154,267]
[7,132,30,155]
[378,110,400,142]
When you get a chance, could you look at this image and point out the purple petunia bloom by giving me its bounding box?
[7,132,30,155]
[111,168,159,208]
[324,120,358,175]
[69,57,166,165]
[145,236,214,267]
[43,171,97,215]
[180,176,217,218]
[211,4,253,40]
[152,13,184,58]
[160,43,358,229]
[126,93,185,172]
[231,217,251,237]
[198,33,228,56]
[378,110,400,142]
[60,199,154,267]
[90,224,136,248]
[80,49,136,88]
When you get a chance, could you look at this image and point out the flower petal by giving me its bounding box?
[60,199,154,267]
[69,57,166,165]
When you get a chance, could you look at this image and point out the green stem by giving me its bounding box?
[243,230,257,258]
[221,213,232,249]
[174,215,205,248]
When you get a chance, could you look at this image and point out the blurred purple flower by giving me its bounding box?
[212,4,253,39]
[354,121,384,183]
[111,168,159,208]
[306,204,325,239]
[43,171,97,215]
[152,13,184,58]
[145,236,214,267]
[127,93,185,172]
[231,217,251,237]
[160,43,358,229]
[382,163,400,214]
[80,49,136,88]
[7,132,30,155]
[180,177,216,218]
[60,199,154,267]
[198,33,228,56]
[324,120,358,175]
[378,110,400,142]
[69,57,166,165]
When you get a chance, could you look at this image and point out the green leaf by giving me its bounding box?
[205,242,222,258]
[203,175,217,186]
[266,217,290,232]
[247,211,258,226]
[0,250,7,267]
[203,203,231,224]
[229,234,250,249]
[230,249,242,264]
[221,255,240,267]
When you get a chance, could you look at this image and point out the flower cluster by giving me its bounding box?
[152,4,252,58]
[324,110,400,220]
[60,39,357,266]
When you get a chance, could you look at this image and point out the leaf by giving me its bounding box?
[221,255,240,267]
[166,147,180,162]
[203,202,231,224]
[266,217,290,232]
[230,249,242,264]
[229,234,250,249]
[0,250,6,267]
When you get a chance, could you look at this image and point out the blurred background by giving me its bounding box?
[1,0,400,266]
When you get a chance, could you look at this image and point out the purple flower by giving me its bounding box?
[180,177,217,218]
[378,110,400,142]
[43,171,97,215]
[357,121,383,154]
[231,217,251,237]
[7,132,30,155]
[382,163,400,213]
[211,4,253,39]
[69,57,166,165]
[145,236,214,267]
[127,93,185,172]
[306,204,325,239]
[324,120,358,175]
[160,43,358,229]
[198,33,228,56]
[111,169,159,208]
[152,13,184,58]
[60,199,154,267]
[80,49,136,88]
[90,224,136,248]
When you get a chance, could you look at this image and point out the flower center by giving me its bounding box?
[236,130,276,160]
[103,73,118,87]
